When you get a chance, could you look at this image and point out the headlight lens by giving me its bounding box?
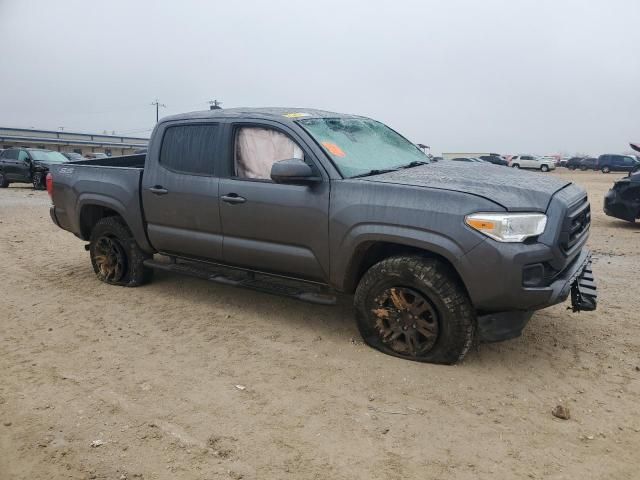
[465,213,547,242]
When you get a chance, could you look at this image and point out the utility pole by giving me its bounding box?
[208,99,222,110]
[151,99,166,122]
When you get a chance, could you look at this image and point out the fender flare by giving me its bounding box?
[335,223,475,292]
[75,193,154,253]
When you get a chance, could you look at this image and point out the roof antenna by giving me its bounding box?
[208,99,223,110]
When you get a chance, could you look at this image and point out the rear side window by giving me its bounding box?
[159,124,218,175]
[3,149,19,160]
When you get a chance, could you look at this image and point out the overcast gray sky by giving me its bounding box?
[0,0,638,155]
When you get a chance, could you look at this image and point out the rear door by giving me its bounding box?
[1,149,19,179]
[217,120,330,281]
[141,122,224,260]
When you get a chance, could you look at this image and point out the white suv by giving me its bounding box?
[509,155,556,172]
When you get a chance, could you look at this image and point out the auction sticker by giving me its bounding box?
[283,112,311,118]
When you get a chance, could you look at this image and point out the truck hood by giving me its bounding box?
[362,162,572,211]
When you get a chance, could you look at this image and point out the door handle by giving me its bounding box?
[149,186,169,195]
[221,193,246,204]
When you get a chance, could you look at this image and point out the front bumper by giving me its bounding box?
[477,250,597,342]
[604,188,638,222]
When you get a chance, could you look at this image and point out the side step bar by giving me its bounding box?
[143,258,337,306]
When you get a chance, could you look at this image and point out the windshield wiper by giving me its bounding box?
[350,168,399,179]
[399,160,429,169]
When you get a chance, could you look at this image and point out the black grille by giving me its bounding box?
[560,196,590,252]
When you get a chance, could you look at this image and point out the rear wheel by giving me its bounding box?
[0,172,9,188]
[354,255,475,364]
[89,216,153,287]
[601,166,610,173]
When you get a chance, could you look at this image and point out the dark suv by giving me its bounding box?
[478,154,508,166]
[579,157,598,171]
[566,157,584,170]
[0,148,69,189]
[597,154,639,174]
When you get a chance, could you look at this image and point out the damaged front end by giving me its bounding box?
[604,173,640,223]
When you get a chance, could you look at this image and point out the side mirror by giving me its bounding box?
[270,159,321,185]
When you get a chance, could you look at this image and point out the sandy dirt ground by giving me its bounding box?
[1,169,639,480]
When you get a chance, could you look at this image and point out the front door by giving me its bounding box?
[218,121,330,282]
[141,122,224,260]
[16,150,32,181]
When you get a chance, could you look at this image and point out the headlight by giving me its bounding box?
[465,213,547,242]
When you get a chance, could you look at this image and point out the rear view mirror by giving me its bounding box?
[270,159,321,185]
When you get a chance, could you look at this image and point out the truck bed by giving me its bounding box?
[70,154,146,168]
[49,156,153,253]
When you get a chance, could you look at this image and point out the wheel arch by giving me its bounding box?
[341,239,469,296]
[78,202,123,240]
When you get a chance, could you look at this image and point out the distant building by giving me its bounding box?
[0,127,148,156]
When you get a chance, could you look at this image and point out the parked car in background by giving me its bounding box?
[47,107,597,364]
[604,170,640,222]
[62,152,86,161]
[566,157,585,170]
[85,152,109,159]
[478,154,509,166]
[451,157,488,163]
[0,148,69,189]
[509,155,556,172]
[579,157,598,171]
[597,154,640,173]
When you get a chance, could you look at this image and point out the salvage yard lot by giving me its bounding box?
[1,170,639,479]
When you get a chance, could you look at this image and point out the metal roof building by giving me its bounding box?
[0,127,149,156]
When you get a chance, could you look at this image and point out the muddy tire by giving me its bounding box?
[89,216,153,287]
[354,255,475,364]
[0,172,9,188]
[32,172,45,190]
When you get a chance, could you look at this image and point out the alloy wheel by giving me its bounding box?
[371,287,439,356]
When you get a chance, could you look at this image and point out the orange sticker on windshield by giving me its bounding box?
[322,141,346,157]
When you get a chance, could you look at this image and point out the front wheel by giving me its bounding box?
[32,172,46,190]
[511,163,520,169]
[354,256,476,364]
[541,165,549,172]
[89,216,153,287]
[601,166,610,173]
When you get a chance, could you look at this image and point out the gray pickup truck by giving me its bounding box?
[48,108,597,364]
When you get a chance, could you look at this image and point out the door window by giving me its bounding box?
[17,150,30,162]
[234,127,303,180]
[159,124,218,175]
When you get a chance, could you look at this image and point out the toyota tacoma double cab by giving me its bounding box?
[47,108,597,364]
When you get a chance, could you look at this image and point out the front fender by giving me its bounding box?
[331,223,480,292]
